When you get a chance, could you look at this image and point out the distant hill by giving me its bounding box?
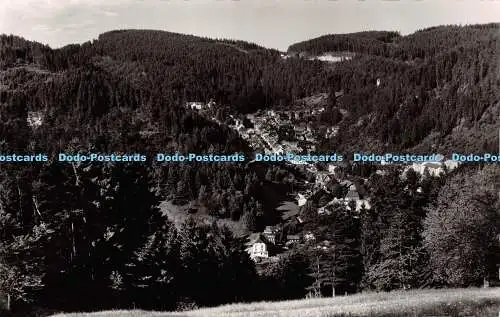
[288,23,500,153]
[0,28,327,151]
[1,24,499,153]
[49,29,329,113]
[287,31,400,56]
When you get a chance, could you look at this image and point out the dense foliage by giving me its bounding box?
[288,31,401,56]
[292,24,500,152]
[0,24,498,315]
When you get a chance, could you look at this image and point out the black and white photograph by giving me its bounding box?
[0,0,499,316]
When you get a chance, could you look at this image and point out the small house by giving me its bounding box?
[296,194,307,207]
[443,160,459,171]
[317,206,332,216]
[27,111,43,128]
[315,172,331,185]
[304,231,316,242]
[345,188,360,201]
[246,234,270,261]
[316,240,332,251]
[263,226,278,245]
[286,235,300,246]
[186,102,204,110]
[409,162,444,177]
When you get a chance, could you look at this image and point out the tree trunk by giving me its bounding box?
[332,284,335,297]
[483,277,489,288]
[6,293,10,311]
[71,162,80,186]
[32,195,42,220]
[71,221,76,259]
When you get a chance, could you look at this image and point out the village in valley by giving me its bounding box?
[0,18,498,315]
[184,96,461,266]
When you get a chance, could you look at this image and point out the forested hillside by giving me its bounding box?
[0,24,498,316]
[288,31,401,56]
[0,30,332,314]
[289,24,500,153]
[2,25,499,153]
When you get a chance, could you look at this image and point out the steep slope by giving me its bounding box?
[289,24,500,153]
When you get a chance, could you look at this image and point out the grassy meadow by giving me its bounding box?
[49,287,500,317]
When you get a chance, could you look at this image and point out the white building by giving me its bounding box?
[27,111,43,127]
[351,199,371,211]
[186,102,204,110]
[327,164,338,175]
[263,226,278,245]
[408,162,444,177]
[297,193,307,207]
[304,232,316,242]
[443,159,460,170]
[246,234,269,261]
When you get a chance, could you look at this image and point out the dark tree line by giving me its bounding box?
[294,166,498,296]
[0,162,262,313]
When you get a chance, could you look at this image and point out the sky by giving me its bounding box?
[0,0,499,51]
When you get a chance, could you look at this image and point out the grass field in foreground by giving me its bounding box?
[50,287,500,317]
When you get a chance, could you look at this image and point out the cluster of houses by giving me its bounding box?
[281,52,355,63]
[404,160,460,177]
[338,180,371,211]
[308,52,355,63]
[245,225,339,263]
[374,159,461,178]
[231,109,320,156]
[296,174,372,216]
[245,226,316,262]
[185,100,216,111]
